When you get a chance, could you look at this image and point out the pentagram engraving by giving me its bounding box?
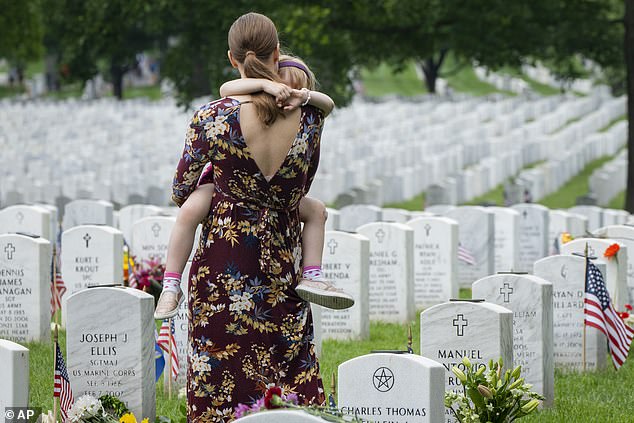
[372,367,394,392]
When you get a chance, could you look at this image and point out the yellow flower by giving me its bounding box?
[120,413,138,423]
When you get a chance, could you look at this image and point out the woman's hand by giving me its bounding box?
[261,80,292,106]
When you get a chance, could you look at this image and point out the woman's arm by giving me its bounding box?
[220,78,291,104]
[171,107,212,207]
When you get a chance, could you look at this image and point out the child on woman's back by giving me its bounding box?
[154,54,354,319]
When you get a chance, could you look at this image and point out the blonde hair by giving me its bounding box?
[278,54,316,91]
[228,12,284,126]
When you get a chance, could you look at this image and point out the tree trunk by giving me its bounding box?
[110,63,125,100]
[420,49,449,94]
[625,0,634,212]
[421,59,438,93]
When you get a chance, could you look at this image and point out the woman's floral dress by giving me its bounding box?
[172,98,325,422]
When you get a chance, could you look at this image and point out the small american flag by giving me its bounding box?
[584,259,634,369]
[51,271,67,315]
[458,243,476,266]
[54,341,74,420]
[50,241,67,316]
[158,319,179,380]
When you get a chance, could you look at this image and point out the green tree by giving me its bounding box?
[46,0,162,99]
[0,0,44,83]
[160,2,354,107]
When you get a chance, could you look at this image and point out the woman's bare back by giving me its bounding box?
[232,94,302,181]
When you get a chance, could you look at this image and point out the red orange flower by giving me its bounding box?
[604,243,620,259]
[264,386,283,409]
[625,304,633,311]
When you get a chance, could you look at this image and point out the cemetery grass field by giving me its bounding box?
[26,316,634,422]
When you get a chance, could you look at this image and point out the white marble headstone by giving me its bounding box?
[338,205,382,232]
[534,255,607,371]
[117,204,162,243]
[567,213,589,238]
[549,210,573,254]
[594,225,634,305]
[357,222,415,323]
[568,206,602,232]
[61,225,124,296]
[131,216,176,263]
[62,200,114,231]
[406,217,458,308]
[325,207,340,231]
[0,234,51,342]
[420,300,513,422]
[425,205,456,215]
[320,231,370,340]
[444,207,495,287]
[0,205,52,242]
[488,207,520,272]
[338,353,445,423]
[472,274,554,406]
[382,208,412,224]
[64,287,155,422]
[560,238,629,309]
[511,203,550,272]
[0,339,29,414]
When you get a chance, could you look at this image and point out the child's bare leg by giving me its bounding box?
[296,197,354,310]
[155,184,214,319]
[299,197,328,273]
[164,184,214,276]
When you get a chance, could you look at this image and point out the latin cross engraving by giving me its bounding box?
[375,228,385,244]
[327,239,338,255]
[4,243,16,260]
[500,282,514,302]
[151,223,161,237]
[453,314,468,337]
[83,233,92,248]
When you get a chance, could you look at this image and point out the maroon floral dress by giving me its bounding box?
[172,98,325,422]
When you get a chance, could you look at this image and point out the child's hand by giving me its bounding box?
[281,89,306,111]
[262,81,292,106]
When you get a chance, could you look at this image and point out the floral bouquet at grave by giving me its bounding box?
[444,357,543,423]
[65,394,148,423]
[129,255,165,304]
[234,385,361,421]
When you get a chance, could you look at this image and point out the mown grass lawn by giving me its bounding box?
[26,317,634,422]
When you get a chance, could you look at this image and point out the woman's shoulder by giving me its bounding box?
[190,97,242,124]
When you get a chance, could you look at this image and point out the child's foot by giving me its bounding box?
[154,288,184,320]
[296,278,355,310]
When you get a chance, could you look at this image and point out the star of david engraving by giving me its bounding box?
[83,233,92,248]
[328,239,338,255]
[375,228,385,244]
[453,314,468,336]
[372,367,394,392]
[4,243,16,260]
[151,223,161,237]
[500,282,514,303]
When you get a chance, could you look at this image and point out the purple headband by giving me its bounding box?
[278,61,310,78]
